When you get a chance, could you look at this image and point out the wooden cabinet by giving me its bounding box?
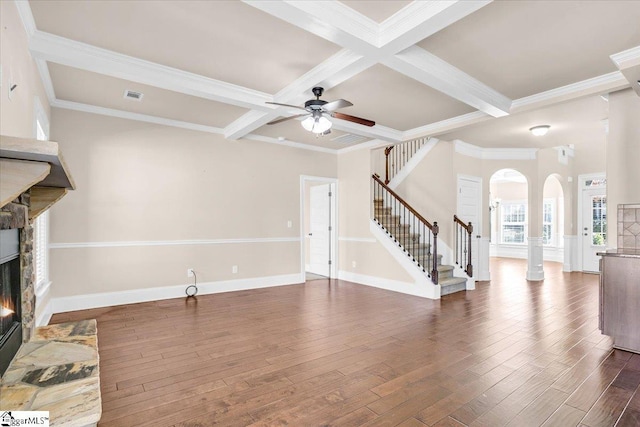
[599,251,640,353]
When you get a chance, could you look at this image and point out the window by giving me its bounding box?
[33,97,50,292]
[542,201,554,246]
[501,203,527,244]
[591,196,607,246]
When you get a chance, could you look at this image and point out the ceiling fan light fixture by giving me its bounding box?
[529,125,550,136]
[302,115,332,134]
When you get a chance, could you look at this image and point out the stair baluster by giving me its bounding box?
[372,174,439,284]
[453,215,473,277]
[383,137,429,185]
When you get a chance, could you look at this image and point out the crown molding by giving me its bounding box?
[29,31,272,111]
[242,134,337,154]
[454,139,537,160]
[403,111,490,140]
[385,46,512,118]
[52,99,225,134]
[610,45,640,70]
[34,59,56,104]
[13,0,37,38]
[511,71,628,113]
[336,138,387,155]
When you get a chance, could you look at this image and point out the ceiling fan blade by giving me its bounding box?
[267,113,309,125]
[265,102,308,112]
[323,99,353,112]
[331,112,375,127]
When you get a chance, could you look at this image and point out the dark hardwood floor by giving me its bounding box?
[51,258,640,427]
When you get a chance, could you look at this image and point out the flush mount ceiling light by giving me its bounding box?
[529,125,551,136]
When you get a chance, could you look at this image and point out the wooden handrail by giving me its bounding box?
[373,174,435,231]
[453,215,473,234]
[384,146,393,184]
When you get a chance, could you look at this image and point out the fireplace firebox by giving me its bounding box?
[0,228,21,377]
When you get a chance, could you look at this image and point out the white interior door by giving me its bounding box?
[308,184,331,276]
[457,176,481,277]
[582,188,607,272]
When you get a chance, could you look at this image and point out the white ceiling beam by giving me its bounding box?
[611,45,640,97]
[224,50,378,140]
[402,111,491,140]
[378,1,492,54]
[385,46,511,117]
[29,31,272,111]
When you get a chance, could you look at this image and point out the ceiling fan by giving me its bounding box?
[266,87,375,135]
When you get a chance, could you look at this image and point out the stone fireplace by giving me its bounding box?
[0,192,35,377]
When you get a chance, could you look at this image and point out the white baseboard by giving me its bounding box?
[52,273,305,313]
[36,298,53,327]
[338,271,439,299]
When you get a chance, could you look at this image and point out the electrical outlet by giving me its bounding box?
[287,220,292,228]
[187,268,194,277]
[232,265,238,274]
[352,261,357,268]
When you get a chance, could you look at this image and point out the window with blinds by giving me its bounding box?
[33,96,50,292]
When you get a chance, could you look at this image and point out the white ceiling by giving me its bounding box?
[17,1,640,152]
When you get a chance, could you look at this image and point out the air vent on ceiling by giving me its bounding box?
[331,133,368,144]
[123,89,144,101]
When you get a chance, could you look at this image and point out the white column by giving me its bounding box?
[563,235,577,272]
[477,236,491,281]
[526,237,545,281]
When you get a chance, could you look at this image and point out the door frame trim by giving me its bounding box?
[577,172,606,272]
[300,175,338,279]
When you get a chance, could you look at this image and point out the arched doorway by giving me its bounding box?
[489,169,529,276]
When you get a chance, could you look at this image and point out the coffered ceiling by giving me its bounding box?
[16,1,640,152]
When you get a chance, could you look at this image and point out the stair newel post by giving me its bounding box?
[467,222,473,277]
[432,222,439,284]
[384,147,393,185]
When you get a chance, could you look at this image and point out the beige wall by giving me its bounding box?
[607,88,640,243]
[49,108,337,297]
[0,1,50,138]
[337,148,412,282]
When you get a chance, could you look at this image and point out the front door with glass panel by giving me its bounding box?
[582,185,607,272]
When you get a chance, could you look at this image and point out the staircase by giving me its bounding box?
[372,175,469,296]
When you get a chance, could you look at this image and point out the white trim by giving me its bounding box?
[526,237,545,281]
[511,72,628,112]
[370,219,439,299]
[384,46,511,117]
[577,172,607,270]
[338,237,376,243]
[36,298,53,327]
[610,45,640,70]
[13,0,37,37]
[53,100,340,154]
[52,99,224,134]
[35,280,51,299]
[490,243,564,263]
[403,111,490,141]
[388,138,439,189]
[35,59,56,105]
[477,237,491,281]
[300,176,339,279]
[243,133,337,154]
[454,139,537,160]
[563,235,577,272]
[52,273,304,313]
[30,30,272,110]
[49,237,298,249]
[338,271,436,299]
[336,138,388,155]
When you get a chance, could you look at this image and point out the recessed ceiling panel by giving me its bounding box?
[324,64,476,131]
[342,1,412,23]
[48,63,249,128]
[440,95,609,149]
[30,1,341,94]
[418,1,640,99]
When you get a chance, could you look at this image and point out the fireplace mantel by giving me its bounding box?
[0,135,76,218]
